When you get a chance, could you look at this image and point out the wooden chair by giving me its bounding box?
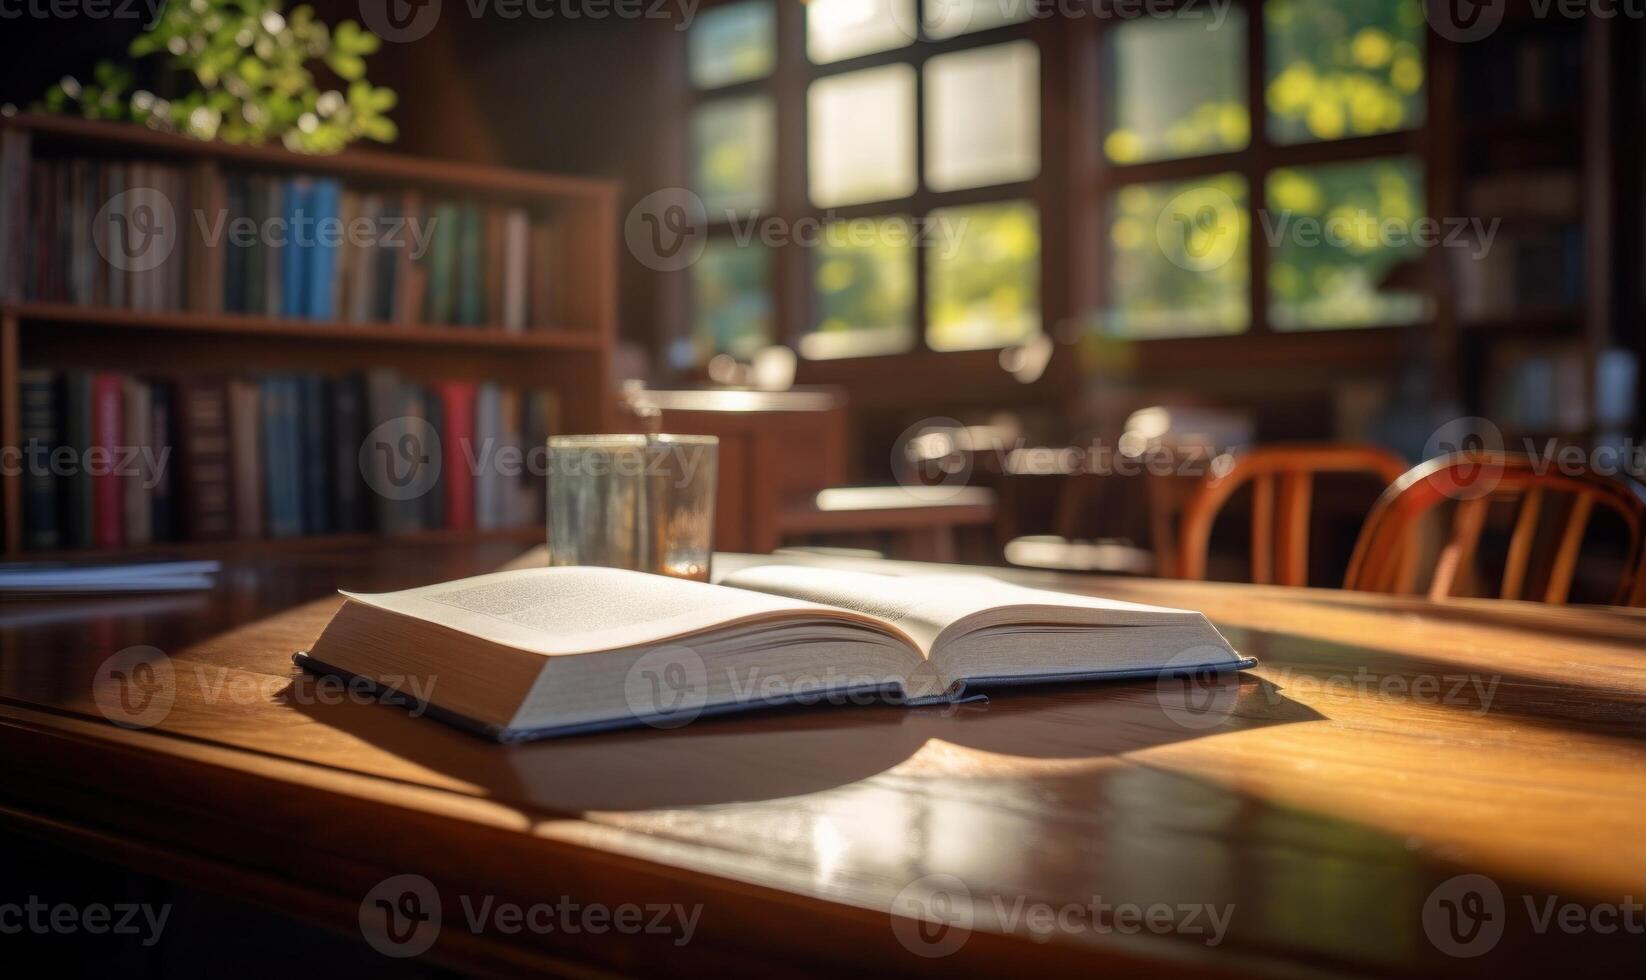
[1178,444,1410,586]
[1344,451,1646,605]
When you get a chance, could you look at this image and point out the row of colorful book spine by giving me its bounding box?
[18,368,558,551]
[0,135,561,329]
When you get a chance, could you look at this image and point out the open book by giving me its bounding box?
[295,564,1253,741]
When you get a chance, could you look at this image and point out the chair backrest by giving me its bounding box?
[1344,451,1646,605]
[1178,444,1409,586]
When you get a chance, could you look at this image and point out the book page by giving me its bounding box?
[719,565,1209,654]
[342,566,912,658]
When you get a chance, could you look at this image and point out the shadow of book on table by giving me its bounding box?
[280,672,1319,813]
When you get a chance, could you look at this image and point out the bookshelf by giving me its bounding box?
[1433,13,1640,447]
[0,113,618,556]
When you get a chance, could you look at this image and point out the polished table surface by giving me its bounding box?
[2,542,1644,976]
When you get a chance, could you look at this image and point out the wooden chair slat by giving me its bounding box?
[1545,492,1594,605]
[1501,488,1543,601]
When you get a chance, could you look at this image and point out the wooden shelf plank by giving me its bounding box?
[4,303,604,352]
[12,525,544,561]
[1,114,617,203]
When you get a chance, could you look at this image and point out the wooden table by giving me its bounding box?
[3,541,1644,976]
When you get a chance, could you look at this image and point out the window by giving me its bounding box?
[928,200,1040,350]
[808,65,917,208]
[1097,0,1429,339]
[685,0,1043,364]
[926,41,1040,192]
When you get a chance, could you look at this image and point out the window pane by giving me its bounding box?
[925,0,1032,40]
[1266,157,1428,330]
[689,1,775,89]
[926,41,1039,192]
[1265,0,1425,144]
[691,240,772,362]
[1102,175,1249,338]
[808,65,917,207]
[1103,11,1248,164]
[691,95,774,216]
[808,0,914,64]
[803,218,915,359]
[927,201,1040,351]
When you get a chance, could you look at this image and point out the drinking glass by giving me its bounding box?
[546,435,718,581]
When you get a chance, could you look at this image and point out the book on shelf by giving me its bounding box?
[296,564,1254,741]
[3,151,561,330]
[17,368,558,551]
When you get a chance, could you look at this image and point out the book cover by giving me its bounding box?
[438,381,477,531]
[91,372,125,548]
[19,369,60,550]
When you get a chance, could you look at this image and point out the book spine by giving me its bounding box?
[422,381,445,529]
[229,378,263,539]
[149,382,175,541]
[440,381,476,530]
[427,201,458,324]
[302,374,333,534]
[475,382,503,530]
[529,219,555,328]
[281,178,310,318]
[307,179,342,320]
[62,372,94,548]
[223,174,246,314]
[180,379,234,540]
[122,377,153,546]
[457,202,483,326]
[332,374,366,534]
[91,372,125,548]
[19,369,60,550]
[502,209,529,332]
